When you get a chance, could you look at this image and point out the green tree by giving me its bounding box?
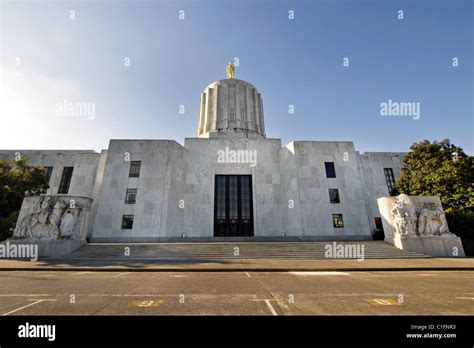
[395,139,474,255]
[0,157,49,241]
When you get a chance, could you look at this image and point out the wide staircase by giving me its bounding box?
[60,241,429,260]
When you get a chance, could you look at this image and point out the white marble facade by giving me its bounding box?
[1,78,408,242]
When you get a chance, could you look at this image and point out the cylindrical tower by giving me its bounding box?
[197,79,265,138]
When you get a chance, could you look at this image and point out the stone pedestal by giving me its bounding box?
[378,194,465,258]
[388,234,465,257]
[419,235,465,257]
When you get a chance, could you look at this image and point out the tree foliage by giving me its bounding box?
[395,139,474,254]
[0,158,48,241]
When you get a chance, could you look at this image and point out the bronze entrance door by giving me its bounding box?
[214,175,254,237]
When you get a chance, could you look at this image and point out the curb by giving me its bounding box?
[1,267,473,272]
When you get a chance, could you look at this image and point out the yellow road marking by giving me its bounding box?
[366,298,402,306]
[129,300,164,308]
[289,271,349,276]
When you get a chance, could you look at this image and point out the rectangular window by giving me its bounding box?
[383,168,396,195]
[121,215,134,229]
[58,166,73,194]
[325,162,336,178]
[44,166,53,184]
[332,214,344,228]
[374,217,384,231]
[129,161,141,178]
[125,188,137,204]
[328,189,340,203]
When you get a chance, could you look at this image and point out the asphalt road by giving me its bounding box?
[0,270,472,315]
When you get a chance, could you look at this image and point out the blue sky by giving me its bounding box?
[0,0,472,154]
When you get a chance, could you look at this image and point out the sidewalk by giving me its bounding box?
[0,257,473,272]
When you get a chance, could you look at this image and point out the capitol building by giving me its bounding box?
[0,67,407,243]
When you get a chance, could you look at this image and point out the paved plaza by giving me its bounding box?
[0,270,472,316]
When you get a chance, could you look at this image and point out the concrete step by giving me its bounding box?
[60,241,430,260]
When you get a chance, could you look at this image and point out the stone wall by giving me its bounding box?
[0,150,105,238]
[359,152,405,232]
[0,150,102,197]
[183,137,283,238]
[91,140,185,241]
[281,141,373,239]
[1,142,408,242]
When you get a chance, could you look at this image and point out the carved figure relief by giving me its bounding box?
[390,195,451,237]
[390,199,416,236]
[418,208,450,236]
[13,196,84,240]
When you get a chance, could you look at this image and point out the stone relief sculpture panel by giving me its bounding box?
[390,197,416,236]
[378,194,464,257]
[13,195,92,241]
[417,207,450,236]
[388,194,451,237]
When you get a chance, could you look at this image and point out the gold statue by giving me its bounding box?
[226,62,235,79]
